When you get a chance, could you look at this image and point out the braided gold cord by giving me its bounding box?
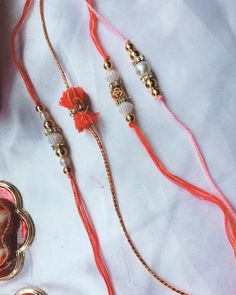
[39,0,70,89]
[88,126,189,295]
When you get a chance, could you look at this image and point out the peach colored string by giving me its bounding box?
[86,0,110,60]
[158,95,236,218]
[84,0,128,42]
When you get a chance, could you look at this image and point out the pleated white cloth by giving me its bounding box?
[0,0,236,294]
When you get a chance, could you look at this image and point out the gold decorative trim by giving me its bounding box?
[15,286,47,295]
[0,181,35,281]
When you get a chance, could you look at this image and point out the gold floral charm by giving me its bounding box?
[111,86,125,100]
[15,287,47,295]
[104,65,135,122]
[0,181,35,280]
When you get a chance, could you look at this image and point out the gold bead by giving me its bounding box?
[56,146,68,158]
[125,42,134,51]
[145,78,157,89]
[44,120,54,129]
[63,167,72,175]
[151,88,160,97]
[103,61,112,70]
[130,50,139,58]
[126,113,135,123]
[36,105,44,112]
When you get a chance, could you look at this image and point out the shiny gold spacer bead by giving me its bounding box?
[63,167,72,175]
[125,42,134,52]
[103,61,112,70]
[151,88,160,97]
[145,78,157,89]
[126,113,135,123]
[36,105,44,112]
[44,120,54,130]
[130,50,139,58]
[56,146,68,158]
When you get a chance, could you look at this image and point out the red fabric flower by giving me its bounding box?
[59,87,99,132]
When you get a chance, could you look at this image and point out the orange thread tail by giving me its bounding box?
[84,0,128,42]
[86,0,110,61]
[10,0,40,106]
[69,174,115,295]
[129,121,236,256]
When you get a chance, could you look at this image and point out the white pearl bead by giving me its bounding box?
[40,111,50,121]
[60,157,71,167]
[48,133,63,145]
[117,102,134,116]
[105,69,120,83]
[134,61,151,77]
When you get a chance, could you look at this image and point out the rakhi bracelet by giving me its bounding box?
[124,40,234,211]
[10,2,115,295]
[84,0,236,252]
[82,1,236,294]
[84,0,236,220]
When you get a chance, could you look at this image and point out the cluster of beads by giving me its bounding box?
[36,105,72,175]
[104,62,135,123]
[125,42,160,97]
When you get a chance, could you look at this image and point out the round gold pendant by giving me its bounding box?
[15,287,47,295]
[0,181,35,280]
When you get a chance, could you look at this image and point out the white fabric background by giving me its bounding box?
[0,0,236,294]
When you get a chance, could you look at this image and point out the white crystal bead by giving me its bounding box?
[134,61,151,77]
[40,111,50,121]
[60,157,71,167]
[105,69,120,83]
[47,133,63,145]
[117,101,134,116]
